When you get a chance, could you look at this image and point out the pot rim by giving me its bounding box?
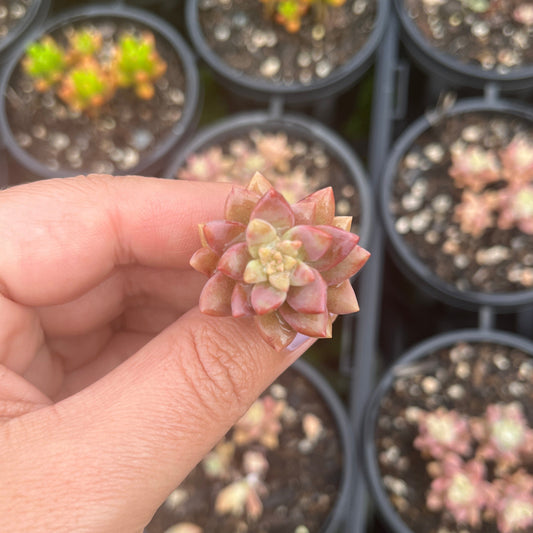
[0,0,49,57]
[0,2,200,180]
[361,327,533,533]
[379,96,533,311]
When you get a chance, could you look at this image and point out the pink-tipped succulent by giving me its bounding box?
[214,476,266,520]
[253,132,293,173]
[426,454,490,527]
[490,470,533,533]
[472,403,533,475]
[190,173,370,350]
[499,135,533,185]
[497,184,533,235]
[453,189,497,237]
[178,147,234,184]
[414,407,472,460]
[513,3,533,26]
[232,395,286,449]
[449,145,501,192]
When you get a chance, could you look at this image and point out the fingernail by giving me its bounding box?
[285,333,313,352]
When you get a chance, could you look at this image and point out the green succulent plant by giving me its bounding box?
[112,32,167,99]
[22,36,67,92]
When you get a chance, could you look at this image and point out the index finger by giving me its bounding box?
[0,174,231,306]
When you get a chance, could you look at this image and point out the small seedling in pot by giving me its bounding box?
[233,395,286,449]
[57,58,114,115]
[411,401,533,531]
[66,28,103,63]
[499,135,533,186]
[23,36,67,92]
[112,32,167,100]
[426,454,490,527]
[453,189,497,238]
[448,144,501,192]
[258,0,347,33]
[472,402,533,475]
[413,407,472,460]
[497,184,533,235]
[489,470,533,533]
[189,172,370,351]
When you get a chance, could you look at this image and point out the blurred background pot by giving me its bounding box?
[145,358,355,533]
[362,328,533,533]
[0,3,200,183]
[380,97,533,311]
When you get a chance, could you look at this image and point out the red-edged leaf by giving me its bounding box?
[321,245,370,285]
[327,280,359,314]
[231,283,253,317]
[189,247,219,276]
[254,312,296,351]
[278,304,331,338]
[282,225,332,261]
[250,188,295,232]
[310,226,358,270]
[251,283,287,314]
[292,187,335,225]
[203,220,245,255]
[217,242,250,280]
[225,186,260,224]
[199,271,235,316]
[290,261,315,286]
[286,268,327,314]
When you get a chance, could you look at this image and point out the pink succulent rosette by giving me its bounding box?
[426,454,490,527]
[190,172,370,350]
[472,402,533,475]
[413,407,472,460]
[487,470,533,533]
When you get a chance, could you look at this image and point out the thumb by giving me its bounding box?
[0,308,314,533]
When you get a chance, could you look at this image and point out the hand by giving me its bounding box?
[0,174,314,533]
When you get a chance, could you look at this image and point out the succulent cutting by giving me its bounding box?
[190,172,370,351]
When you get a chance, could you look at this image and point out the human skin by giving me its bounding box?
[0,174,314,533]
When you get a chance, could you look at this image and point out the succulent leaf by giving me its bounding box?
[278,303,331,337]
[217,242,251,280]
[282,225,332,261]
[251,283,287,314]
[321,244,370,285]
[225,187,261,224]
[292,187,335,225]
[250,188,295,232]
[190,247,219,277]
[199,272,235,316]
[203,220,246,255]
[310,225,359,270]
[254,313,297,351]
[326,280,359,314]
[231,283,254,317]
[286,268,327,314]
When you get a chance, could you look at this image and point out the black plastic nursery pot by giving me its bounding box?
[394,0,533,91]
[362,328,533,533]
[380,97,533,311]
[185,0,388,105]
[164,110,373,249]
[0,3,201,182]
[144,358,354,533]
[0,0,50,65]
